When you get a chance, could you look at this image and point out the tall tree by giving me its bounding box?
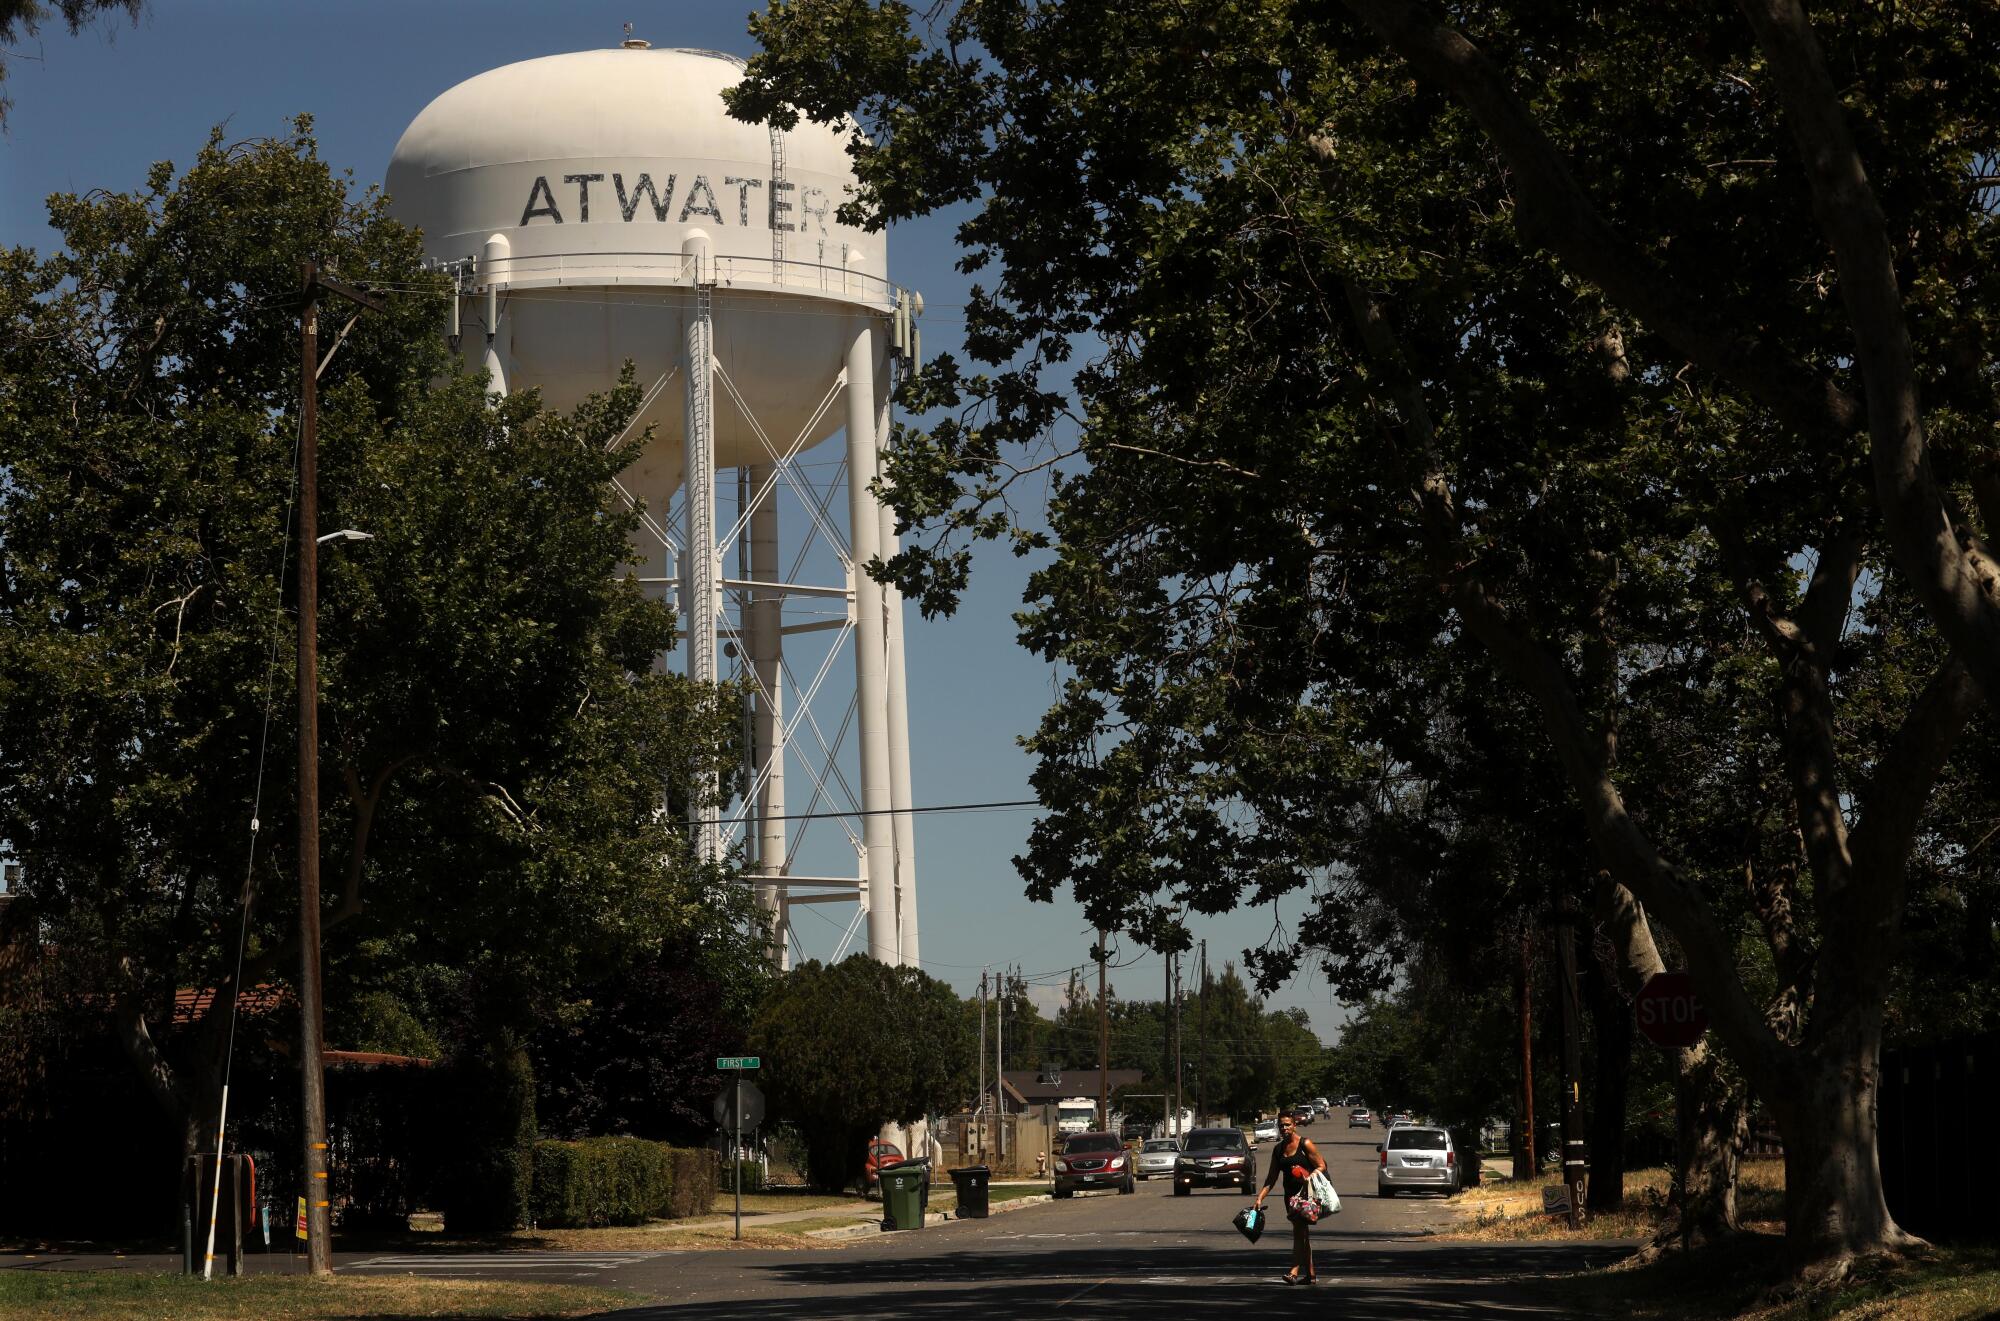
[0,122,742,1160]
[751,955,974,1190]
[727,0,1999,1277]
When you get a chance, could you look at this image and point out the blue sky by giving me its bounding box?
[0,0,1352,1042]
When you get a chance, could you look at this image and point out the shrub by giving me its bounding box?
[530,1137,673,1227]
[722,1160,763,1195]
[663,1145,717,1218]
[429,1035,537,1232]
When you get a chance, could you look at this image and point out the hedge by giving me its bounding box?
[666,1145,717,1219]
[530,1138,718,1227]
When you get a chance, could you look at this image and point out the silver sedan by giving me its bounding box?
[1136,1137,1181,1179]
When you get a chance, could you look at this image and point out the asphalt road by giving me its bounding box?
[589,1128,1632,1318]
[0,1128,1634,1316]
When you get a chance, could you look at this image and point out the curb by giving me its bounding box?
[804,1194,1053,1242]
[806,1210,948,1242]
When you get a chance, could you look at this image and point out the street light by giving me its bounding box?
[315,529,374,545]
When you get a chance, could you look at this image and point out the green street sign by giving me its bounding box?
[717,1056,761,1070]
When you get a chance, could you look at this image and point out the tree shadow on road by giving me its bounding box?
[591,1238,1634,1318]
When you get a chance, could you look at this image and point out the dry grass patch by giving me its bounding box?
[1439,1160,1784,1242]
[1545,1237,2000,1321]
[0,1273,626,1320]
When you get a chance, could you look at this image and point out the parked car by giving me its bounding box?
[1053,1131,1135,1197]
[1390,1110,1416,1126]
[1136,1137,1181,1180]
[1251,1118,1280,1146]
[863,1139,902,1189]
[1173,1127,1257,1197]
[1378,1124,1458,1197]
[1349,1108,1373,1128]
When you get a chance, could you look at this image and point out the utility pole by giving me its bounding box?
[978,969,988,1160]
[296,261,385,1278]
[1096,930,1109,1132]
[996,970,1006,1162]
[1516,926,1537,1182]
[1196,939,1208,1123]
[1172,949,1184,1135]
[1163,948,1174,1134]
[1555,902,1589,1227]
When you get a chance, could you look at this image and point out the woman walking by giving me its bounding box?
[1252,1113,1327,1285]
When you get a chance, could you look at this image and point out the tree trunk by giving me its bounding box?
[1585,960,1632,1212]
[1772,1037,1921,1276]
[1513,928,1537,1182]
[1671,1044,1744,1250]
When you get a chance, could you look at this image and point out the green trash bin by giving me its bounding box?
[878,1158,930,1230]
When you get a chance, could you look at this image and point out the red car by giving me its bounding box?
[863,1139,903,1188]
[1053,1131,1135,1198]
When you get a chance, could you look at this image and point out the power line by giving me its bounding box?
[749,798,1041,822]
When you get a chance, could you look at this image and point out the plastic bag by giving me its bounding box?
[1308,1168,1341,1215]
[1232,1206,1266,1242]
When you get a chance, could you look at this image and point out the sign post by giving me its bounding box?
[717,1058,762,1241]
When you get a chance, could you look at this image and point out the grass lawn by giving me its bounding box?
[1437,1159,1785,1242]
[0,1273,629,1320]
[1544,1237,2000,1321]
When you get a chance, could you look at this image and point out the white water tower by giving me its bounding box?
[386,39,923,967]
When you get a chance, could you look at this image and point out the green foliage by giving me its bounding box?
[728,0,2000,1258]
[532,923,774,1145]
[724,1160,764,1195]
[0,120,748,1153]
[529,1137,673,1228]
[750,956,973,1190]
[430,1034,537,1233]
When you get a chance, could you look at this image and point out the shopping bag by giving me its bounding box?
[1308,1168,1341,1215]
[1232,1206,1266,1242]
[1285,1192,1322,1224]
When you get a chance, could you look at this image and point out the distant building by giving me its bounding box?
[976,1067,1146,1117]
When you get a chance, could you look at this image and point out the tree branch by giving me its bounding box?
[1735,0,2000,707]
[1721,527,1858,899]
[1836,657,1982,998]
[112,955,189,1131]
[332,758,406,923]
[1338,277,1786,1084]
[240,757,408,987]
[1336,0,1863,441]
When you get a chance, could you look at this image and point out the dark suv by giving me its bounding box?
[1172,1127,1256,1197]
[1053,1131,1135,1197]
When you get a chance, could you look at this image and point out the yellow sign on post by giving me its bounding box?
[295,1196,308,1241]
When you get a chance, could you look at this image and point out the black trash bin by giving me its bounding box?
[948,1165,991,1219]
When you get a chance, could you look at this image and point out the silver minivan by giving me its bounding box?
[1378,1124,1458,1196]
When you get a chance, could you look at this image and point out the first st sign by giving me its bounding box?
[717,1056,760,1070]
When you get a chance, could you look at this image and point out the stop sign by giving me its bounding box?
[1635,971,1709,1048]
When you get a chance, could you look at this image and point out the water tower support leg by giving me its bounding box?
[879,395,920,966]
[684,283,721,861]
[846,319,898,965]
[749,463,786,965]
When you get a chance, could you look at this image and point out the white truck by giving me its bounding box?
[1056,1098,1099,1136]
